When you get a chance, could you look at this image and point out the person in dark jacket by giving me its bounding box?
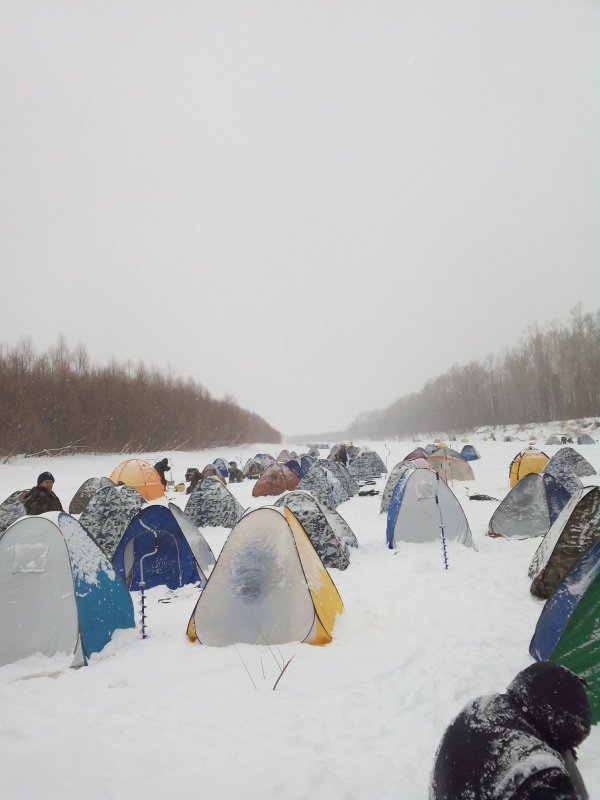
[153,458,170,488]
[19,472,63,515]
[228,462,244,483]
[185,467,201,495]
[430,661,591,800]
[333,444,348,466]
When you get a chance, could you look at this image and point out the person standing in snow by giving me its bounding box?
[19,471,63,515]
[153,457,170,488]
[430,661,591,800]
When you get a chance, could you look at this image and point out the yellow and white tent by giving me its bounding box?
[109,459,164,501]
[187,506,343,647]
[508,449,549,487]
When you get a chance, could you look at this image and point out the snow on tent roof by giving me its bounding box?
[0,490,26,534]
[347,449,387,480]
[460,445,481,461]
[109,459,164,501]
[186,506,343,647]
[113,505,207,591]
[508,449,549,487]
[79,483,144,558]
[380,462,417,515]
[212,458,230,479]
[254,453,276,468]
[488,473,570,540]
[323,460,358,499]
[528,486,600,599]
[296,462,347,508]
[545,447,596,479]
[185,477,244,528]
[242,458,263,478]
[69,476,113,515]
[252,463,300,498]
[542,461,583,497]
[577,434,595,444]
[386,468,474,549]
[0,512,134,667]
[529,536,600,724]
[275,490,357,569]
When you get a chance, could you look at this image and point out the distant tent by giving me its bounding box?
[545,447,596,479]
[185,478,244,528]
[488,473,570,540]
[276,449,292,463]
[297,462,347,508]
[323,460,358,500]
[528,486,600,599]
[187,506,343,646]
[201,464,226,484]
[79,484,144,558]
[542,462,582,497]
[424,452,474,482]
[69,476,113,515]
[545,436,561,445]
[112,505,207,591]
[252,463,300,498]
[460,445,481,462]
[404,448,430,461]
[529,537,600,724]
[254,453,276,468]
[109,459,164,501]
[380,462,417,515]
[508,449,549,487]
[242,458,264,479]
[299,455,315,477]
[386,468,474,549]
[0,512,134,666]
[577,434,595,445]
[212,458,230,480]
[275,490,357,569]
[347,449,387,480]
[0,490,26,534]
[285,459,303,479]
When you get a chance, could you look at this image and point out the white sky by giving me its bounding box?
[1,1,598,436]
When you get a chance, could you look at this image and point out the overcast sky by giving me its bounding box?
[1,1,598,436]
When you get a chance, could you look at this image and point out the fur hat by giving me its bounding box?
[37,471,55,485]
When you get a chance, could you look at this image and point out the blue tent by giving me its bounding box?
[300,455,315,477]
[213,458,230,479]
[112,505,206,591]
[286,459,303,479]
[460,445,481,461]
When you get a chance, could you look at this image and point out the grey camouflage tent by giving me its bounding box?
[319,459,358,500]
[528,486,600,599]
[347,449,387,480]
[577,434,595,444]
[185,477,244,528]
[69,476,113,515]
[297,462,347,508]
[542,461,582,497]
[79,483,144,558]
[380,462,417,514]
[0,490,26,535]
[487,473,570,540]
[544,447,596,479]
[545,436,561,445]
[275,490,357,569]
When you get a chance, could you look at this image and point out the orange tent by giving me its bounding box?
[109,459,164,501]
[252,463,300,498]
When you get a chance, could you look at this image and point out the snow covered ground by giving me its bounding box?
[1,434,599,799]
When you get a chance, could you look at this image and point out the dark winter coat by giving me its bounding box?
[228,466,244,483]
[19,487,63,516]
[153,459,170,487]
[430,662,591,800]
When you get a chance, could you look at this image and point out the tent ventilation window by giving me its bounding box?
[12,544,49,574]
[415,483,435,500]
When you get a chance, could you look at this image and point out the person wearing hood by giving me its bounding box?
[430,661,591,800]
[19,472,63,515]
[153,458,170,488]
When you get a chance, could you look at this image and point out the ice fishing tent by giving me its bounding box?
[252,463,300,498]
[545,436,561,445]
[275,490,357,569]
[79,484,144,558]
[460,445,481,461]
[254,453,276,468]
[185,477,244,528]
[242,458,263,479]
[508,449,549,487]
[0,490,26,534]
[299,455,315,477]
[577,434,595,445]
[0,512,134,667]
[545,447,596,480]
[109,459,164,500]
[296,462,347,508]
[277,449,292,463]
[201,464,226,484]
[542,461,582,496]
[212,458,230,480]
[69,476,113,515]
[348,449,387,480]
[529,537,600,724]
[380,462,417,515]
[528,487,600,599]
[404,447,429,461]
[424,452,475,482]
[187,506,343,646]
[285,459,303,479]
[323,459,358,500]
[168,503,216,573]
[112,505,207,591]
[386,468,474,549]
[488,473,570,540]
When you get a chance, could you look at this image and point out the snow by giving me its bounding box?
[0,434,599,799]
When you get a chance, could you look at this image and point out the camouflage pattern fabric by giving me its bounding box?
[296,463,346,508]
[0,490,26,534]
[69,476,113,515]
[545,447,596,479]
[380,462,415,514]
[79,484,144,558]
[324,460,358,499]
[275,491,351,569]
[348,449,388,480]
[543,460,582,496]
[185,477,244,528]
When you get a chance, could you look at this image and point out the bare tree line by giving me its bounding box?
[348,305,600,439]
[0,338,280,456]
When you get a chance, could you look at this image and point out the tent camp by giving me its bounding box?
[79,484,144,558]
[577,434,595,445]
[187,506,343,647]
[185,478,244,528]
[488,473,570,540]
[508,449,549,487]
[386,468,474,549]
[424,452,474,482]
[529,537,600,724]
[109,459,164,501]
[275,490,358,569]
[0,512,134,667]
[348,449,387,481]
[528,486,600,599]
[460,445,481,461]
[69,476,113,515]
[112,504,208,591]
[252,463,300,498]
[544,447,596,479]
[297,462,347,508]
[380,462,417,515]
[0,490,26,534]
